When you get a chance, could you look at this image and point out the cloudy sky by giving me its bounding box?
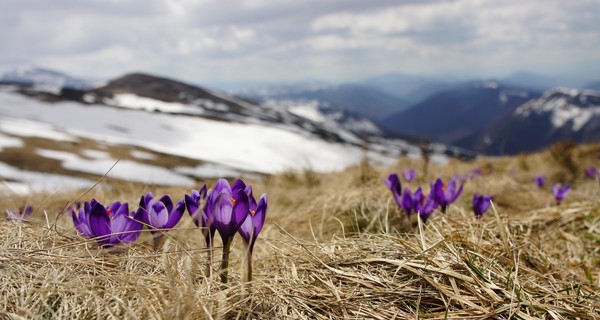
[1,0,599,88]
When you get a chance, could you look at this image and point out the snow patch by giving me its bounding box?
[175,163,246,179]
[0,117,78,142]
[0,162,94,195]
[36,148,195,186]
[107,93,205,115]
[287,101,327,123]
[0,133,22,151]
[130,150,156,160]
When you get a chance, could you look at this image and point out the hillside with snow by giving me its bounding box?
[0,70,474,194]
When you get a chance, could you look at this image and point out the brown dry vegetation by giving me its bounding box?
[0,143,599,319]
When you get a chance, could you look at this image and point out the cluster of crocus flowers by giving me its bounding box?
[186,179,267,283]
[71,200,143,247]
[384,173,447,223]
[472,194,493,219]
[551,183,570,205]
[70,178,268,284]
[5,205,33,222]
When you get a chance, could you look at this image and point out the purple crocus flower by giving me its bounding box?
[431,178,464,213]
[238,184,268,282]
[209,179,250,243]
[137,192,186,240]
[384,173,402,208]
[402,169,415,182]
[208,178,250,283]
[551,183,570,205]
[413,187,438,223]
[185,185,213,244]
[71,199,143,247]
[5,205,33,222]
[533,176,546,188]
[472,194,493,219]
[585,166,597,178]
[238,185,267,253]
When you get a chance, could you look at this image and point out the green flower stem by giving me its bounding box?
[206,243,213,278]
[220,237,233,283]
[246,247,253,283]
[153,235,164,251]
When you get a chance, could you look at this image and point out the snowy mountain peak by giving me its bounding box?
[0,65,93,93]
[543,87,600,100]
[515,87,600,131]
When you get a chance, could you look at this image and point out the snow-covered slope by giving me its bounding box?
[0,66,93,94]
[0,70,476,192]
[467,87,600,154]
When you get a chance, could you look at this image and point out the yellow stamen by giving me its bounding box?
[230,197,236,204]
[251,209,256,216]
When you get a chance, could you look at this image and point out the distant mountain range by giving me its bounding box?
[461,88,600,154]
[236,83,411,120]
[2,65,598,159]
[380,81,540,146]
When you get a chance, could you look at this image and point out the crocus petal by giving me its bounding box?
[185,192,202,227]
[148,200,169,228]
[71,207,88,236]
[245,184,257,211]
[160,195,174,213]
[213,179,232,197]
[231,189,250,231]
[384,173,402,207]
[164,199,185,229]
[401,188,413,214]
[450,182,464,203]
[108,201,121,216]
[111,211,130,235]
[445,180,456,199]
[252,194,268,237]
[213,192,233,226]
[433,179,445,204]
[89,202,111,238]
[238,213,253,244]
[232,179,247,195]
[119,211,143,244]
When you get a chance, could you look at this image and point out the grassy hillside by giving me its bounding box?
[1,142,599,319]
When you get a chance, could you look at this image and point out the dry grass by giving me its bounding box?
[1,144,599,319]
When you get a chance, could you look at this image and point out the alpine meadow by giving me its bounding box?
[1,142,599,319]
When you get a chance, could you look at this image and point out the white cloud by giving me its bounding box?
[0,0,599,85]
